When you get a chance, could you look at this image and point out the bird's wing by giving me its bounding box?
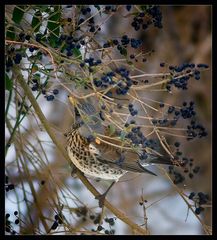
[89,140,157,175]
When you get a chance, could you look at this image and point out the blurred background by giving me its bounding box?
[5,5,211,235]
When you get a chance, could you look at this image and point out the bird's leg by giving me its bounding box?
[95,181,116,208]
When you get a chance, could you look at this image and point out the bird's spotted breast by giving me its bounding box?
[66,128,126,180]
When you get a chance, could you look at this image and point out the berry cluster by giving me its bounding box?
[115,67,133,95]
[94,217,116,235]
[152,100,207,140]
[168,148,201,183]
[125,124,160,152]
[93,67,133,96]
[29,78,59,102]
[50,212,64,230]
[128,103,138,116]
[74,206,115,233]
[168,166,185,184]
[93,71,115,88]
[80,7,91,15]
[18,32,31,42]
[5,214,15,234]
[180,101,196,119]
[186,120,207,140]
[126,126,145,145]
[5,211,20,235]
[121,35,142,49]
[131,6,163,31]
[180,157,200,178]
[164,63,209,91]
[6,48,23,71]
[188,192,210,215]
[103,35,143,56]
[80,57,102,72]
[103,5,117,13]
[77,7,102,33]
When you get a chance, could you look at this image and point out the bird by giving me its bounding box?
[65,95,174,207]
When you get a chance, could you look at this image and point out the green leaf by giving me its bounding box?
[12,5,26,24]
[108,124,116,136]
[47,6,61,47]
[72,48,82,60]
[5,74,13,91]
[120,47,127,57]
[6,26,15,40]
[119,131,126,141]
[37,5,49,11]
[32,10,42,32]
[33,73,41,81]
[126,60,133,65]
[139,5,148,11]
[60,43,67,53]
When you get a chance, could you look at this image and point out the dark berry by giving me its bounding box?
[87,135,95,142]
[19,32,25,41]
[8,184,15,190]
[197,63,208,68]
[51,221,58,230]
[195,207,204,215]
[97,225,103,231]
[80,62,85,68]
[46,95,55,101]
[174,142,180,147]
[189,173,194,178]
[41,180,45,185]
[159,102,164,108]
[15,219,19,225]
[126,5,131,11]
[193,166,200,174]
[14,211,18,216]
[25,35,31,40]
[53,89,59,95]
